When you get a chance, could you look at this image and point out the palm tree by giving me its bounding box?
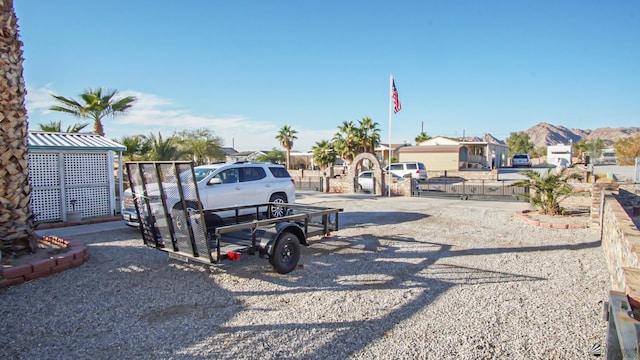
[148,132,183,161]
[311,140,337,169]
[119,135,149,161]
[415,131,431,144]
[49,87,136,137]
[0,0,36,254]
[275,125,298,170]
[510,168,584,216]
[333,121,359,164]
[357,117,380,154]
[38,120,89,133]
[573,139,587,159]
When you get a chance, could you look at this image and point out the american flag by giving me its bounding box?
[391,78,402,113]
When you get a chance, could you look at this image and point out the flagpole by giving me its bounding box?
[388,74,393,197]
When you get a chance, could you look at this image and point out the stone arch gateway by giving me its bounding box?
[349,153,385,195]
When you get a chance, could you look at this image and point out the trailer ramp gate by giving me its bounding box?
[125,161,342,273]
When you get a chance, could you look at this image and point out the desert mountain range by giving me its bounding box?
[463,122,640,149]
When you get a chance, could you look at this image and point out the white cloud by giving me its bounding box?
[25,83,56,112]
[25,86,334,151]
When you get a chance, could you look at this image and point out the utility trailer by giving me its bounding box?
[125,161,342,274]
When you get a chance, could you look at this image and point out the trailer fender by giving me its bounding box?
[266,222,307,252]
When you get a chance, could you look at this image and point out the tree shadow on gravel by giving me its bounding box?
[1,220,601,359]
[337,211,429,227]
[211,231,600,358]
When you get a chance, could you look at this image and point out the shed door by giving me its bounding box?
[64,152,111,218]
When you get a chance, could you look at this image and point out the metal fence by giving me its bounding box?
[294,177,324,191]
[414,178,529,201]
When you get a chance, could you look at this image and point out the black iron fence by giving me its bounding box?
[294,177,324,191]
[414,178,529,201]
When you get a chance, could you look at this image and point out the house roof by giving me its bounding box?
[418,136,508,149]
[375,143,411,151]
[28,131,126,151]
[220,147,238,155]
[398,145,460,153]
[229,150,267,157]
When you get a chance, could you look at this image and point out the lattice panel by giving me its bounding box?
[31,188,62,222]
[29,152,62,222]
[66,186,111,218]
[64,153,108,185]
[29,153,61,187]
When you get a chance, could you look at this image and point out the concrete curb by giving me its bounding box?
[36,216,121,230]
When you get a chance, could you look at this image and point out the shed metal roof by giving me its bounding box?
[28,131,126,151]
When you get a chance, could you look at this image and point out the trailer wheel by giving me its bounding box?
[269,231,301,274]
[269,194,287,218]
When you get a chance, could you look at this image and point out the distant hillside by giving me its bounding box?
[500,122,640,149]
[460,134,506,145]
[482,133,505,145]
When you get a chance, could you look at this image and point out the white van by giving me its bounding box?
[384,162,428,180]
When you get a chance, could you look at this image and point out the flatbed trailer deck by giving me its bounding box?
[125,161,342,273]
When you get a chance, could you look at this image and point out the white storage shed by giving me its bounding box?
[28,131,125,222]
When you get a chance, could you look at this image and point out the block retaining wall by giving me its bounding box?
[600,185,640,304]
[0,236,90,288]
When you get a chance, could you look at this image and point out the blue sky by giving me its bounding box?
[14,1,639,152]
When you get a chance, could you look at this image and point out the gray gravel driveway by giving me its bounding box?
[0,193,608,359]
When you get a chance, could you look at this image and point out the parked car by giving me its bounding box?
[357,171,413,192]
[122,162,296,226]
[512,154,532,168]
[357,171,375,190]
[384,162,428,180]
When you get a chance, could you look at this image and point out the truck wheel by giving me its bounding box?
[269,194,287,218]
[269,231,301,274]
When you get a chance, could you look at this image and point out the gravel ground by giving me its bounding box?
[0,193,609,359]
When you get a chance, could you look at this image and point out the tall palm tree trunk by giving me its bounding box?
[0,0,35,253]
[286,148,291,170]
[93,115,104,137]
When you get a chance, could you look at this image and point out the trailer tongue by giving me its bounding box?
[125,161,342,274]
